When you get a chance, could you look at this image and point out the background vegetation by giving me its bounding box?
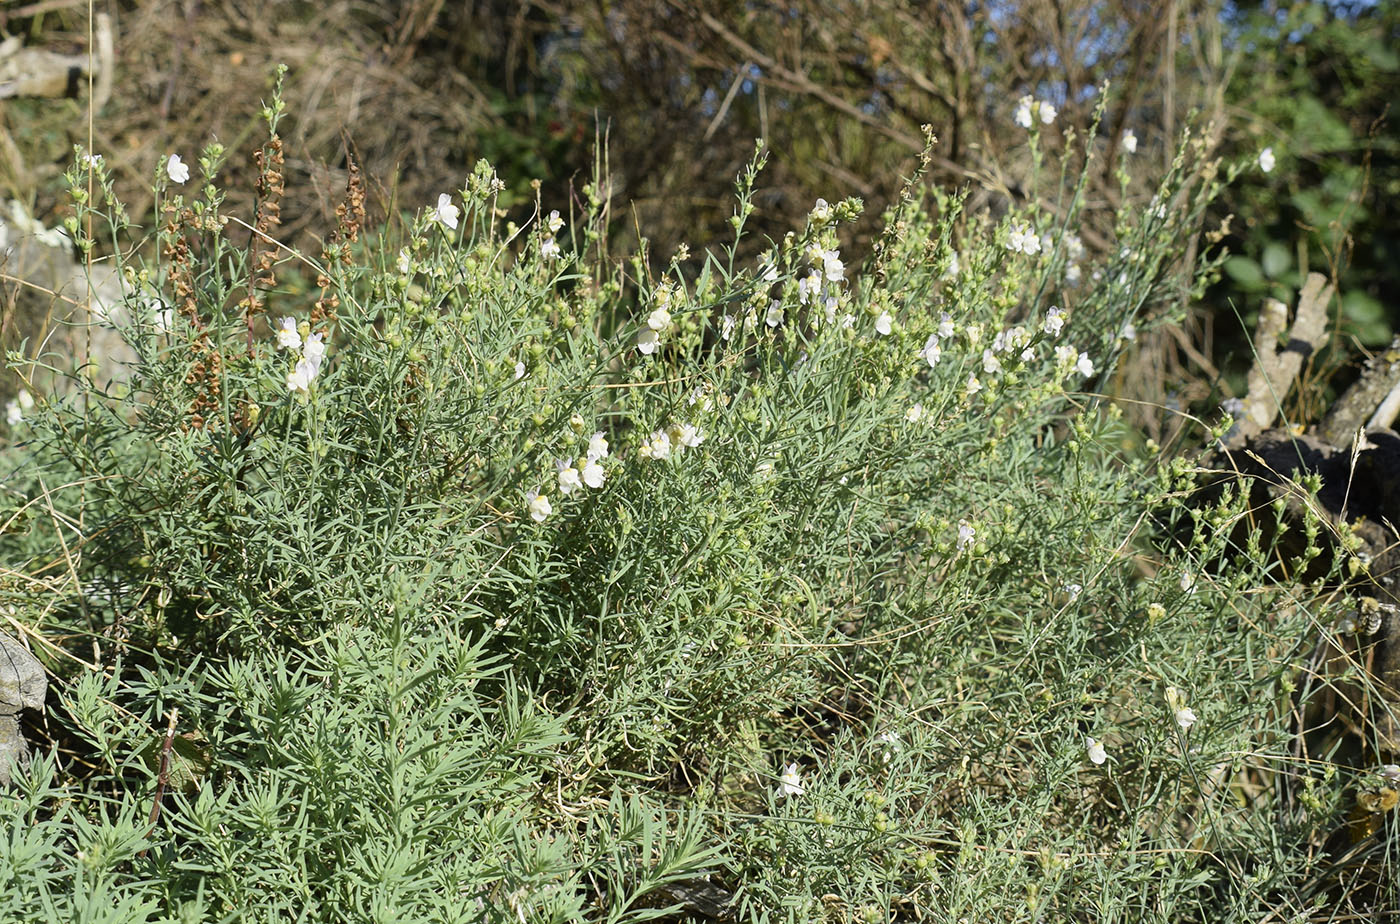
[1,1,1398,921]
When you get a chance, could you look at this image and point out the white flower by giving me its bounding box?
[777,762,805,797]
[546,209,564,234]
[581,457,606,489]
[965,375,982,398]
[1063,582,1083,601]
[556,458,583,496]
[905,403,926,423]
[1039,101,1057,125]
[920,334,941,368]
[982,349,1002,375]
[1122,129,1138,154]
[810,198,832,224]
[674,422,705,449]
[647,307,672,332]
[540,236,561,260]
[1065,263,1082,286]
[1175,707,1197,731]
[1119,322,1137,343]
[765,301,785,328]
[302,332,326,373]
[1054,344,1077,367]
[587,431,609,461]
[1258,147,1275,173]
[1086,737,1107,765]
[1179,571,1197,595]
[758,256,780,284]
[755,459,776,481]
[166,154,190,184]
[1064,233,1085,261]
[822,249,844,283]
[1007,223,1042,255]
[525,489,552,523]
[397,248,412,274]
[637,328,660,355]
[514,361,527,380]
[639,429,672,461]
[721,314,737,341]
[943,250,960,280]
[874,312,892,336]
[430,193,460,230]
[81,152,103,168]
[840,313,855,329]
[1014,95,1033,129]
[1075,353,1095,378]
[797,270,821,305]
[287,358,317,395]
[275,317,302,351]
[938,313,955,339]
[957,519,976,550]
[5,401,20,427]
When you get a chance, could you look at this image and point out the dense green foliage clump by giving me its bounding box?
[0,95,1389,921]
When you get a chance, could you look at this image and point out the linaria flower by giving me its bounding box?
[721,314,737,341]
[587,431,609,461]
[875,312,892,336]
[1063,582,1083,601]
[938,313,955,339]
[1119,322,1137,343]
[758,256,780,284]
[1039,100,1057,125]
[798,270,822,305]
[822,249,845,283]
[557,458,583,496]
[755,459,776,481]
[166,154,190,185]
[1042,308,1065,339]
[1065,263,1082,286]
[1258,147,1275,173]
[275,317,302,351]
[1075,353,1095,378]
[546,209,565,234]
[905,403,926,423]
[81,152,103,168]
[581,457,606,489]
[1086,737,1107,765]
[765,301,785,328]
[1013,96,1034,129]
[540,237,561,260]
[982,349,1002,375]
[639,429,673,460]
[810,198,832,224]
[674,423,705,449]
[1122,129,1138,154]
[1054,344,1077,367]
[429,193,460,230]
[1165,688,1196,731]
[287,359,317,395]
[920,334,941,368]
[943,250,960,280]
[525,489,552,523]
[647,307,672,332]
[957,519,976,551]
[637,328,660,355]
[302,332,326,373]
[1006,223,1041,255]
[514,361,527,380]
[397,248,412,274]
[965,375,982,398]
[778,762,805,798]
[1179,571,1197,594]
[5,400,22,427]
[1175,706,1197,731]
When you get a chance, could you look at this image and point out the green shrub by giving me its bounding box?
[0,88,1386,922]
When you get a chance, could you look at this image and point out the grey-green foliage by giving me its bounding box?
[0,105,1384,922]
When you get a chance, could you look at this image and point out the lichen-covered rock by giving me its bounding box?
[0,632,46,787]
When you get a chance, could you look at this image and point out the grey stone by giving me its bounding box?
[0,632,45,787]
